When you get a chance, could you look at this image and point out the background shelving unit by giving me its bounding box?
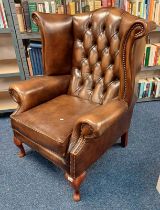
[137,28,160,102]
[0,0,25,113]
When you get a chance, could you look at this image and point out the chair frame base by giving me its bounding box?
[13,132,128,201]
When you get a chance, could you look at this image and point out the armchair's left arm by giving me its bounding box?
[9,75,70,115]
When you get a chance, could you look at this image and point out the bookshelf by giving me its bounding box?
[21,32,41,39]
[0,0,25,113]
[0,28,11,33]
[4,0,160,103]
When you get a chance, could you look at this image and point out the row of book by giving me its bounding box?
[138,77,160,99]
[27,42,43,76]
[15,0,160,33]
[0,0,8,28]
[143,43,160,67]
[124,0,160,25]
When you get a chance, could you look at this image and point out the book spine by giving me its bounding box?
[139,82,145,98]
[22,1,31,32]
[15,4,25,33]
[27,47,33,76]
[102,0,108,7]
[0,0,8,28]
[35,48,41,75]
[29,48,36,75]
[51,1,56,13]
[28,2,39,32]
[0,3,5,28]
[0,3,4,28]
[107,0,112,7]
[145,45,151,66]
[148,81,152,97]
[38,48,43,75]
[155,78,160,98]
[88,0,94,11]
[44,1,50,13]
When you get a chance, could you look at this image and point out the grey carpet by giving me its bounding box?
[0,102,160,210]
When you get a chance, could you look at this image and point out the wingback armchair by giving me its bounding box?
[9,8,155,201]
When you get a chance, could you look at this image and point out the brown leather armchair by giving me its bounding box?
[9,8,155,201]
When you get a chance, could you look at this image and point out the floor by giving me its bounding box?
[0,101,160,210]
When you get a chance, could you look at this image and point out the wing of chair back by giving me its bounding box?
[9,13,74,115]
[9,8,156,201]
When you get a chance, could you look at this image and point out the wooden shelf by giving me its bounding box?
[0,92,17,113]
[137,97,160,103]
[0,28,10,34]
[141,65,160,71]
[0,76,20,92]
[0,59,19,77]
[21,32,41,39]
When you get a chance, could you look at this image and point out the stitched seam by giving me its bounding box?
[122,23,144,99]
[12,117,64,144]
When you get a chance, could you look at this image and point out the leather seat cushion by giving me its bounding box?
[11,95,98,157]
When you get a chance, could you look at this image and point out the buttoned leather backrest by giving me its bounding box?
[33,8,155,106]
[68,8,149,105]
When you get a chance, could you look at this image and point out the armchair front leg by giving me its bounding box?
[65,172,86,201]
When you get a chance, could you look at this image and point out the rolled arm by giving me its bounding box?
[69,99,129,178]
[70,99,128,144]
[9,75,70,115]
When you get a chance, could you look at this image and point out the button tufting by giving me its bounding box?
[102,25,106,32]
[88,22,92,29]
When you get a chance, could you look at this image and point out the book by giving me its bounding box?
[147,78,154,97]
[154,77,160,98]
[88,0,94,11]
[138,79,146,98]
[38,3,45,12]
[44,1,50,13]
[15,4,25,33]
[0,0,8,28]
[142,79,149,98]
[94,0,102,9]
[28,42,43,75]
[144,44,151,66]
[28,2,39,32]
[21,0,31,32]
[51,1,56,13]
[0,6,4,28]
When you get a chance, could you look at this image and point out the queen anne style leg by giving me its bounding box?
[14,137,26,158]
[65,172,86,202]
[121,131,128,147]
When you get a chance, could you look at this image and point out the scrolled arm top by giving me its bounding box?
[9,75,70,115]
[70,99,128,144]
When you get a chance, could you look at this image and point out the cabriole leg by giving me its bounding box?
[121,131,128,148]
[65,171,86,202]
[14,136,26,158]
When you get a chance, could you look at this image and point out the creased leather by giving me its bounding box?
[11,95,98,156]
